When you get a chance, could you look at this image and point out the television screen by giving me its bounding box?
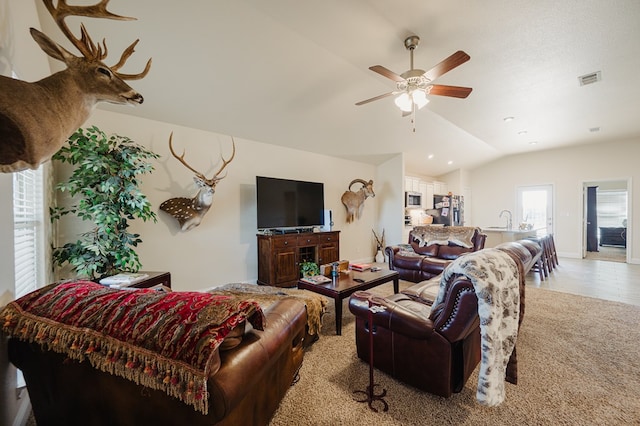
[256,176,325,230]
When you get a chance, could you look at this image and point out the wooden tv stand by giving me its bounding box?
[257,231,340,288]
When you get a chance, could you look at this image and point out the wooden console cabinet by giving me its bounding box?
[257,231,340,288]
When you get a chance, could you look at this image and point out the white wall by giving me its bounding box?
[469,138,640,263]
[58,109,382,291]
[375,153,405,249]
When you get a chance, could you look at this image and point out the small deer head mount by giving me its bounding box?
[160,132,236,232]
[0,0,151,173]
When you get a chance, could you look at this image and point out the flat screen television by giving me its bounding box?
[256,176,325,230]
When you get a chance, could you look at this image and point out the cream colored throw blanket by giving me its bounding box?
[435,248,520,406]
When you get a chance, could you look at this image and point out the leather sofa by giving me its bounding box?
[6,293,308,426]
[385,226,487,283]
[349,239,540,398]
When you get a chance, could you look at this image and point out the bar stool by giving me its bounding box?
[547,233,559,268]
[519,239,546,281]
[526,236,550,278]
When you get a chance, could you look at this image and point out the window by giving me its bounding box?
[597,190,627,228]
[516,185,553,236]
[13,167,45,298]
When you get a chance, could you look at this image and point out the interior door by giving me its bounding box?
[586,186,598,251]
[516,185,553,235]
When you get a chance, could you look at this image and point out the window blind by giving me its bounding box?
[13,167,44,298]
[597,190,627,228]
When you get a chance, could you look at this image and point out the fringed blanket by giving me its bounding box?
[0,281,265,415]
[211,283,328,336]
[435,249,520,406]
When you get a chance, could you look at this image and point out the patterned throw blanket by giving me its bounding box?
[411,225,477,248]
[0,281,265,415]
[212,283,328,336]
[435,249,520,406]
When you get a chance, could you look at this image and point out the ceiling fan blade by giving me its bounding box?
[423,51,470,82]
[428,84,473,99]
[369,65,405,82]
[355,91,395,106]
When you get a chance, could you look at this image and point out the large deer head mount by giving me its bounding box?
[160,132,236,232]
[0,0,151,173]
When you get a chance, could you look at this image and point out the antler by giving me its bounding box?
[206,137,236,186]
[168,132,236,185]
[41,0,151,79]
[168,132,206,179]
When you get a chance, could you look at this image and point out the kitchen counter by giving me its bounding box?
[479,226,540,248]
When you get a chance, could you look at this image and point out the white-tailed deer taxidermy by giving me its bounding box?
[0,0,151,173]
[160,132,236,232]
[341,179,375,223]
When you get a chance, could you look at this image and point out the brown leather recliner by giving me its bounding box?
[385,226,486,283]
[348,275,481,398]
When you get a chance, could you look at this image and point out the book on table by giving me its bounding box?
[299,275,332,285]
[99,273,149,287]
[350,263,371,271]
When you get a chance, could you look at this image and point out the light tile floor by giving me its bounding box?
[525,256,640,306]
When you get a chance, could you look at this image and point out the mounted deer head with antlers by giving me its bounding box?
[160,132,236,232]
[0,0,151,173]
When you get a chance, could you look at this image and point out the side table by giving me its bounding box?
[113,271,171,290]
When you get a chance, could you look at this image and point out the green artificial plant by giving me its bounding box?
[300,260,320,277]
[50,126,160,280]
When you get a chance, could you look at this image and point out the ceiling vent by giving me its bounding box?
[578,71,601,86]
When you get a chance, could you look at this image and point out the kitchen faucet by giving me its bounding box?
[499,209,513,230]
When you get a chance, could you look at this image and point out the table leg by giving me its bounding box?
[335,298,343,335]
[393,277,399,294]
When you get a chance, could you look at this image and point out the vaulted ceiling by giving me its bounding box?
[36,0,640,176]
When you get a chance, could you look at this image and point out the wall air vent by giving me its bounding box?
[578,71,601,86]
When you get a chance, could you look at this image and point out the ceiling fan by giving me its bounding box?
[356,35,472,130]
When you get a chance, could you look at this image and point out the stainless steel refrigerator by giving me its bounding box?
[426,194,464,226]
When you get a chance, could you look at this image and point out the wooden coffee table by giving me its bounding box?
[297,269,399,335]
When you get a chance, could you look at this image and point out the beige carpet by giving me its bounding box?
[269,283,640,426]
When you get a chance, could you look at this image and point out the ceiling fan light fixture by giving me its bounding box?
[395,92,413,112]
[412,89,429,109]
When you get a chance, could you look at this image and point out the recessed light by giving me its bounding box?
[447,160,453,165]
[503,117,514,122]
[518,130,528,135]
[427,154,434,159]
[589,127,600,132]
[529,141,538,145]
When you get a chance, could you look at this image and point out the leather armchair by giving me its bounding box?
[348,275,481,398]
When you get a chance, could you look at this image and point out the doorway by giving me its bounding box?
[582,180,630,263]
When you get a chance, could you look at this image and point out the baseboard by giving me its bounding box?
[12,389,30,426]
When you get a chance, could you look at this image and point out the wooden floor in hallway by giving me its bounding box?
[525,255,640,306]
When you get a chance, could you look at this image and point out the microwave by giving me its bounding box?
[405,191,422,208]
